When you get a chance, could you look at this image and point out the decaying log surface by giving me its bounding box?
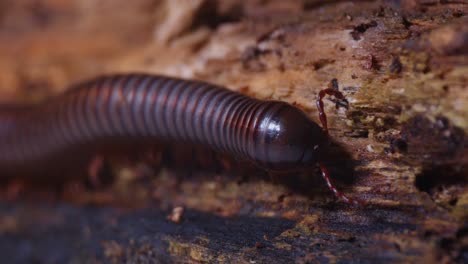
[0,0,466,263]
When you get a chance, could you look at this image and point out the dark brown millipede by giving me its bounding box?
[0,73,361,204]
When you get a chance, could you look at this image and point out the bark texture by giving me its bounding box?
[0,0,466,263]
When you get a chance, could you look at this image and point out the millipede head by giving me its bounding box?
[253,103,329,171]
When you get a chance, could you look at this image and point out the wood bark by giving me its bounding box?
[0,0,466,263]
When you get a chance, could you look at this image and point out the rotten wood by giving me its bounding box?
[0,0,466,263]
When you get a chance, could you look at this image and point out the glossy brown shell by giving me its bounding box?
[0,73,327,178]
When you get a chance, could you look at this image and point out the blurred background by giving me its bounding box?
[0,0,466,263]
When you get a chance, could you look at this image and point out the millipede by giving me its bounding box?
[0,73,362,204]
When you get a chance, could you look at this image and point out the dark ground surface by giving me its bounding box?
[0,201,444,264]
[0,0,466,263]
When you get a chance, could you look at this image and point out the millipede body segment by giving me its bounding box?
[0,73,360,204]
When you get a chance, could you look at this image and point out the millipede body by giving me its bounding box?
[0,73,359,204]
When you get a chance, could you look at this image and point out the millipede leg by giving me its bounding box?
[86,154,114,189]
[316,88,362,205]
[316,88,347,135]
[318,162,363,205]
[87,155,106,189]
[5,179,25,201]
